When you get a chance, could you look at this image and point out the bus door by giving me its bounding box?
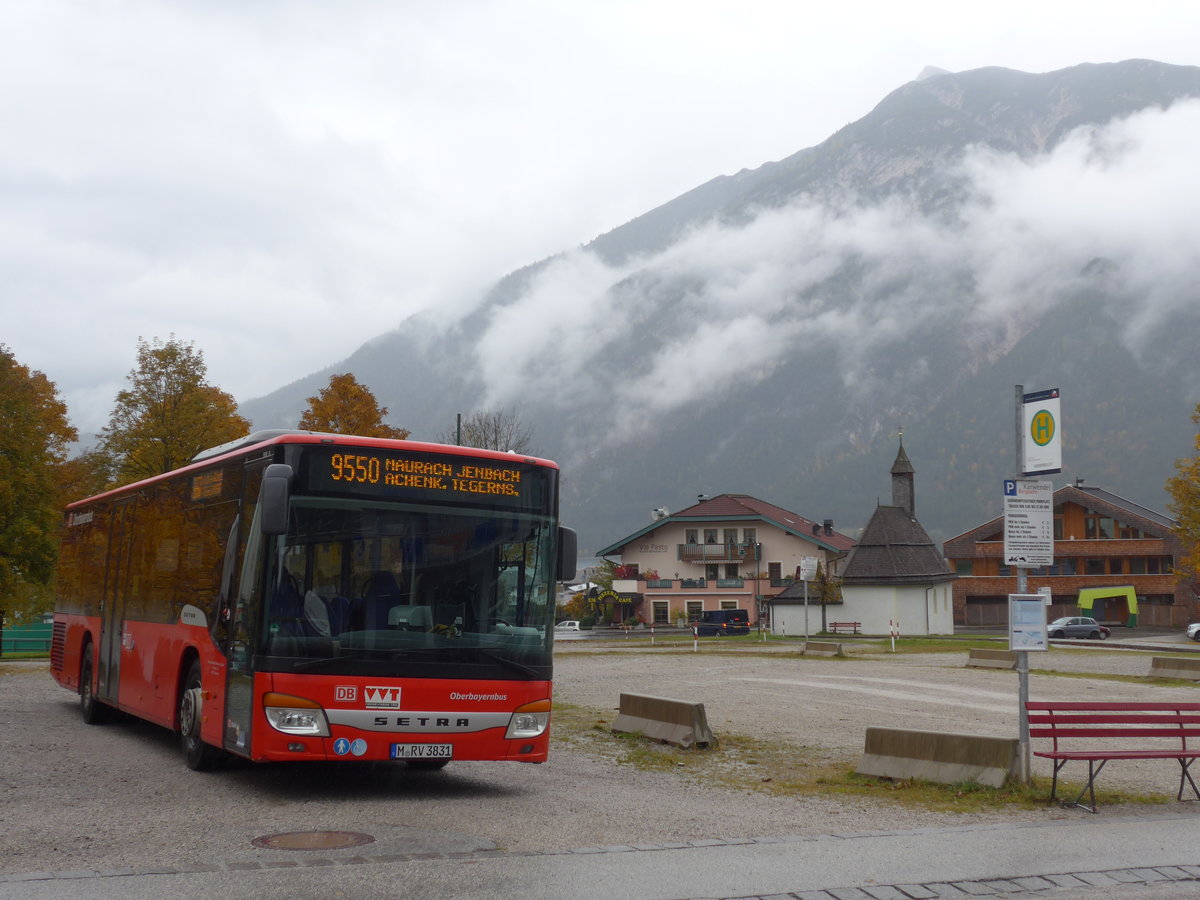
[221,460,269,757]
[98,497,136,705]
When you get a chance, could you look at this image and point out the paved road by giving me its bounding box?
[5,812,1200,899]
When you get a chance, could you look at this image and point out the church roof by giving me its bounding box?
[840,505,955,585]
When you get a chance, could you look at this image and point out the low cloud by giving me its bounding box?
[470,99,1200,434]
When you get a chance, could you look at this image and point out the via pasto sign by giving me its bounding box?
[1003,479,1054,567]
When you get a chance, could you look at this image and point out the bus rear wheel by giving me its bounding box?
[79,645,111,724]
[180,660,223,771]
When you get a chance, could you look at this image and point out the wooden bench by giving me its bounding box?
[1026,701,1200,812]
[828,622,860,635]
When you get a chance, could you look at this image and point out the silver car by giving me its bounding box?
[1048,616,1110,640]
[1187,623,1200,642]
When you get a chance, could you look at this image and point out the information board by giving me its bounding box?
[1009,594,1049,652]
[1003,479,1054,567]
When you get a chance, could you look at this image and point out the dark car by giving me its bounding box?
[1048,616,1110,640]
[694,609,750,636]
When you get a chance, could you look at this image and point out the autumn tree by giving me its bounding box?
[1167,402,1200,578]
[297,373,410,438]
[438,406,533,453]
[0,346,77,618]
[96,336,249,486]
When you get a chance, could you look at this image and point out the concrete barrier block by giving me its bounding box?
[966,649,1018,670]
[856,726,1019,788]
[1150,656,1200,681]
[803,641,843,657]
[611,692,718,749]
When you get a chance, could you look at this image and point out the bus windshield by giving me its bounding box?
[247,495,556,678]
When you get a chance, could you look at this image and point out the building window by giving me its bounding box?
[768,562,782,582]
[723,528,738,545]
[704,529,718,544]
[743,528,756,544]
[1109,558,1125,575]
[1119,524,1142,539]
[724,564,739,579]
[1052,558,1077,575]
[720,600,737,611]
[955,560,973,576]
[686,601,702,621]
[706,564,719,581]
[652,601,669,624]
[1054,517,1064,540]
[1085,559,1105,575]
[685,528,698,544]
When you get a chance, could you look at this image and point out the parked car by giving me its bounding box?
[554,620,581,632]
[693,609,750,636]
[1187,623,1200,642]
[1048,616,1110,640]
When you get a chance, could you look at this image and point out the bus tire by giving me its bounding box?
[79,644,110,725]
[180,659,223,771]
[405,759,450,771]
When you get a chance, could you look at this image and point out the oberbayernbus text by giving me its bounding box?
[50,430,576,771]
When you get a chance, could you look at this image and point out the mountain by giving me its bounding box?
[240,59,1200,553]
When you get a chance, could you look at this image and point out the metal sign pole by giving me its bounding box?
[1013,384,1032,784]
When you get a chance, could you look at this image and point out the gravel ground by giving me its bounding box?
[2,640,1198,876]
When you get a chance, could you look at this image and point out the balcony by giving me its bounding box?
[678,541,759,563]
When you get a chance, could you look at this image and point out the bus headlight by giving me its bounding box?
[263,692,331,737]
[505,699,551,739]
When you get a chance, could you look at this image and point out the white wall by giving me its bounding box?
[772,583,955,636]
[611,520,842,581]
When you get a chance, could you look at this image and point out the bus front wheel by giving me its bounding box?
[180,660,223,771]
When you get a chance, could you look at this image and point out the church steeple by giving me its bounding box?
[891,432,915,517]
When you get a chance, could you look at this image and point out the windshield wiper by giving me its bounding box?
[447,647,541,677]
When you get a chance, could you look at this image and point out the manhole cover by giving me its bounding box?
[251,830,376,851]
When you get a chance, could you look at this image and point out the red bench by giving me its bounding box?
[828,622,860,635]
[1026,701,1200,812]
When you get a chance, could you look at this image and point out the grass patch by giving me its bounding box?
[549,700,1166,812]
[1030,668,1200,688]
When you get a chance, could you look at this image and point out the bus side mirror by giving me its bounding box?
[259,464,293,535]
[556,526,577,582]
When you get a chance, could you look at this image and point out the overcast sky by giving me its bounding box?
[4,0,1199,437]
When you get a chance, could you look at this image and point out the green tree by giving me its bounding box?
[0,346,77,618]
[97,336,249,486]
[1167,402,1200,578]
[439,406,533,453]
[297,373,410,438]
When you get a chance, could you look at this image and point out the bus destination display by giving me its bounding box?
[303,447,546,509]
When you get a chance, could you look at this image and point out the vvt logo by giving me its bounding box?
[365,686,401,709]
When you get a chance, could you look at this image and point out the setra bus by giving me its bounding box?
[50,430,576,770]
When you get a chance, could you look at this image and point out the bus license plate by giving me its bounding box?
[390,743,453,760]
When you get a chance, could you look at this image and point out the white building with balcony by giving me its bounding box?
[595,494,856,626]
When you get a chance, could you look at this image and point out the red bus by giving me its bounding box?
[51,430,576,770]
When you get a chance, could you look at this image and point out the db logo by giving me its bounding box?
[335,686,358,703]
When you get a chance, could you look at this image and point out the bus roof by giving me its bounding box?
[66,430,559,509]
